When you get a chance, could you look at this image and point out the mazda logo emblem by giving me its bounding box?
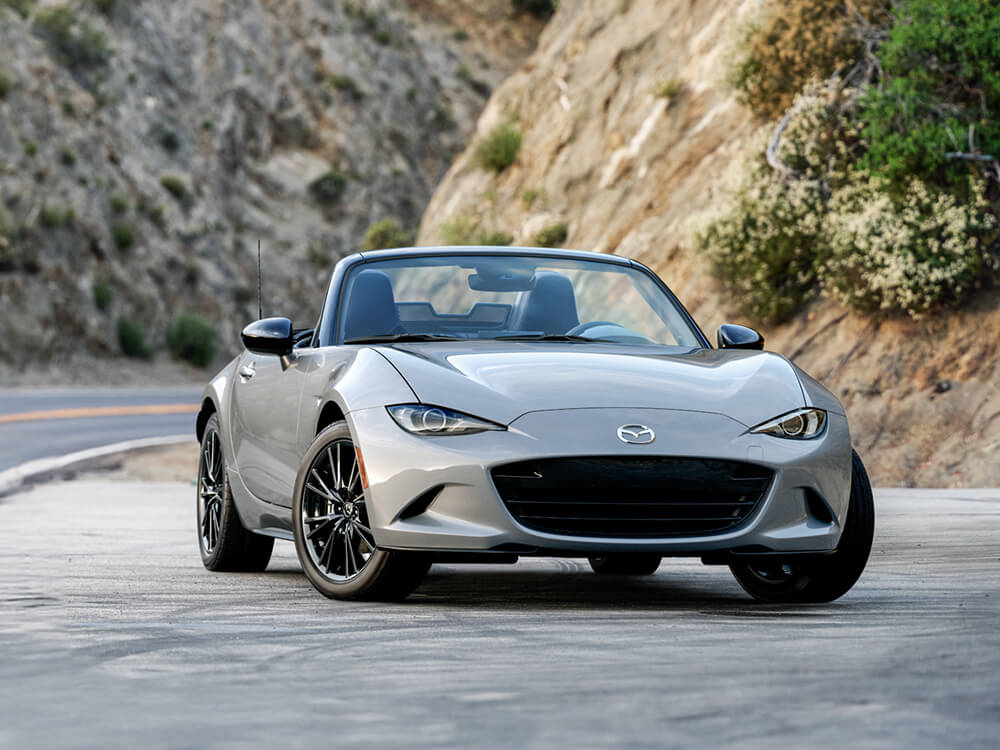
[617,424,655,444]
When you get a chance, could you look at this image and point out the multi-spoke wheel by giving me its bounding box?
[300,437,377,580]
[196,413,274,571]
[730,449,875,603]
[292,421,431,601]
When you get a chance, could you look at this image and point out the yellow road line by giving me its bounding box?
[0,403,200,424]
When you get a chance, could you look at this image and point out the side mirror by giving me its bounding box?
[717,323,764,350]
[242,317,294,356]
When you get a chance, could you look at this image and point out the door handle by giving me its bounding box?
[238,362,256,380]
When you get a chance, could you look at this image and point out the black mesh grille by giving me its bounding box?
[491,457,773,538]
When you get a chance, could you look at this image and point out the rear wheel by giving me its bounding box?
[292,421,430,601]
[588,553,661,576]
[730,449,875,603]
[197,413,274,571]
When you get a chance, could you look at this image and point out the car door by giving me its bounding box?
[229,350,307,506]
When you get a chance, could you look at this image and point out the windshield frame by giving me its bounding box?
[318,248,711,349]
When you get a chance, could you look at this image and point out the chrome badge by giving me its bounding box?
[617,424,655,445]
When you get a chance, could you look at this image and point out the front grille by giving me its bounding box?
[491,457,773,538]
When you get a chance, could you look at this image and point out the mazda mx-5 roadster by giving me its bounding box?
[195,246,874,603]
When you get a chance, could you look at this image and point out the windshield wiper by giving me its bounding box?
[493,334,609,343]
[344,333,466,344]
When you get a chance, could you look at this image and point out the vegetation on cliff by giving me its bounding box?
[701,0,1000,323]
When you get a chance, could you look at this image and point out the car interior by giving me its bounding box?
[341,268,584,341]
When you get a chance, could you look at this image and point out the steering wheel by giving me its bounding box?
[566,321,621,337]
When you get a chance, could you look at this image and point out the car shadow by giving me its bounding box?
[260,560,855,614]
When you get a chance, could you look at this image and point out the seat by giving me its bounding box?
[342,269,401,341]
[510,271,580,334]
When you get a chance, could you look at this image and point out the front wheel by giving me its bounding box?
[730,449,875,603]
[292,421,430,601]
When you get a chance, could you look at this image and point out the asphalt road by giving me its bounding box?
[0,481,997,749]
[0,387,201,471]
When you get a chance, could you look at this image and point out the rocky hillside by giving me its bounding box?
[0,0,542,374]
[418,0,1000,487]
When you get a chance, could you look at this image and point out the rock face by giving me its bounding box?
[0,0,542,371]
[419,0,1000,487]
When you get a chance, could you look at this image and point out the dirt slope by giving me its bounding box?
[418,0,1000,487]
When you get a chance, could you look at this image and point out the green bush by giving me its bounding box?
[654,77,683,99]
[473,123,521,173]
[700,168,827,323]
[110,193,129,214]
[823,176,997,316]
[533,221,568,248]
[90,0,116,15]
[360,218,412,251]
[1,0,35,19]
[307,244,332,268]
[24,140,37,157]
[92,280,112,311]
[856,0,1000,192]
[60,146,76,167]
[329,73,363,99]
[152,123,181,152]
[117,316,151,359]
[475,230,513,246]
[440,216,476,245]
[34,5,112,69]
[167,313,218,368]
[0,69,12,99]
[511,0,556,18]
[38,204,74,229]
[159,174,188,200]
[730,0,890,120]
[111,222,134,250]
[308,169,348,204]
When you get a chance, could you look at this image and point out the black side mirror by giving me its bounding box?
[242,317,294,356]
[717,323,764,350]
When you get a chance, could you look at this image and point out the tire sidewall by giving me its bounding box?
[197,413,231,568]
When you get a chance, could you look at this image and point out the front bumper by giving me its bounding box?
[349,406,852,556]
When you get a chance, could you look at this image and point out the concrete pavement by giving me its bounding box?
[0,481,997,748]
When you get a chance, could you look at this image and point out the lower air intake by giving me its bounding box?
[491,456,773,538]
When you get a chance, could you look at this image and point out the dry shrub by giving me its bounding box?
[731,0,891,121]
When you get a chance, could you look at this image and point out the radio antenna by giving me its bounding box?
[257,239,263,320]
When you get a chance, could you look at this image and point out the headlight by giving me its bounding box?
[387,404,506,436]
[749,408,826,439]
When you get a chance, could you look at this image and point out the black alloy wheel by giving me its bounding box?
[292,421,430,601]
[196,413,274,571]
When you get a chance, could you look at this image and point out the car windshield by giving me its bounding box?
[336,254,704,348]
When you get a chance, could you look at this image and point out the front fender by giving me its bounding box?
[197,356,239,443]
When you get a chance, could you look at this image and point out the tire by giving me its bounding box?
[730,449,875,603]
[197,413,274,572]
[588,554,662,576]
[292,421,431,601]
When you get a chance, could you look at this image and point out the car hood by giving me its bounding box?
[375,342,807,428]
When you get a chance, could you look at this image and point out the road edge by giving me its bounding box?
[0,434,192,497]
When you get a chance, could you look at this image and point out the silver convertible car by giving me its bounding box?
[195,246,874,603]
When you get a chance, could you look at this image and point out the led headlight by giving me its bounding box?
[750,408,826,439]
[387,404,506,436]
